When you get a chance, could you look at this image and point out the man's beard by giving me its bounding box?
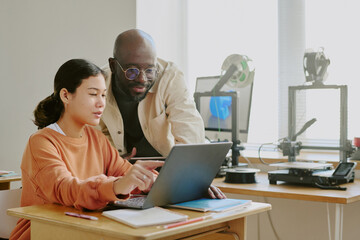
[113,80,154,102]
[130,87,150,102]
[112,73,156,102]
[127,81,154,102]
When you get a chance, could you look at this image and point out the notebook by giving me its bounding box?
[112,142,232,209]
[169,198,252,212]
[102,207,188,228]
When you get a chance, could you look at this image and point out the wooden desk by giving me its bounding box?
[213,173,360,240]
[0,174,21,190]
[7,202,271,240]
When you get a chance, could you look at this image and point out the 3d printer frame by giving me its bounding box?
[288,84,352,163]
[194,91,240,167]
[193,65,241,167]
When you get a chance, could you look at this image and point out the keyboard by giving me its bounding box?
[113,196,147,209]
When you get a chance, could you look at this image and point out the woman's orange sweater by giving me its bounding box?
[10,126,132,239]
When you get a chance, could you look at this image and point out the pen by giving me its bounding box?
[130,156,166,160]
[163,216,210,229]
[65,212,98,221]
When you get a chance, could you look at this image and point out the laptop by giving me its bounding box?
[112,142,232,209]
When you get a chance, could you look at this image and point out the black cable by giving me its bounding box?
[314,182,347,191]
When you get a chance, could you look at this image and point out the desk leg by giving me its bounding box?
[193,217,246,240]
[227,216,246,240]
[334,203,343,240]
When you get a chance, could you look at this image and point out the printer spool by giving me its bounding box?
[224,168,260,183]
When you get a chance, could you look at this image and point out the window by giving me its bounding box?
[188,0,360,150]
[139,0,359,150]
[187,0,278,144]
[305,0,360,144]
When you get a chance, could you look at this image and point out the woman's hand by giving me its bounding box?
[113,160,164,195]
[208,185,227,199]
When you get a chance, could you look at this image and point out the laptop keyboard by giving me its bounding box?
[114,196,147,208]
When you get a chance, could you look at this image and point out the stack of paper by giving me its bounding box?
[102,207,188,228]
[169,198,252,212]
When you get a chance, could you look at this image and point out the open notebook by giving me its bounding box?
[112,142,232,209]
[102,207,188,228]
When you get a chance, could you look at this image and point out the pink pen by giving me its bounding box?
[65,212,98,221]
[163,216,211,229]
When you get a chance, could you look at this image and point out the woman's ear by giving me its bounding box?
[59,88,70,105]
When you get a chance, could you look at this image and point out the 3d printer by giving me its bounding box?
[194,54,256,182]
[268,48,356,189]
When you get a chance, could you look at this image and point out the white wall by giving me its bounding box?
[0,0,136,181]
[136,0,187,85]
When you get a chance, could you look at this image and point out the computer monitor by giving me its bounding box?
[194,75,253,144]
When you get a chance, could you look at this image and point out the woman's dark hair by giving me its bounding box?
[33,59,105,129]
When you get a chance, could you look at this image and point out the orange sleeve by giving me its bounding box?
[24,133,131,210]
[100,130,133,177]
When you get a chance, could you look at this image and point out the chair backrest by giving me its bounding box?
[0,188,22,238]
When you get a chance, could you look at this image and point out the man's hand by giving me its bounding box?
[208,185,227,199]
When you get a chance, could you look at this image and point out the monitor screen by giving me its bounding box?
[194,76,253,143]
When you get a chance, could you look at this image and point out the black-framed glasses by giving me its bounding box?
[114,58,157,81]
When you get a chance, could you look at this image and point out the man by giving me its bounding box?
[98,29,205,158]
[99,29,225,199]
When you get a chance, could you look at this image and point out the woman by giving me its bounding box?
[9,59,163,240]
